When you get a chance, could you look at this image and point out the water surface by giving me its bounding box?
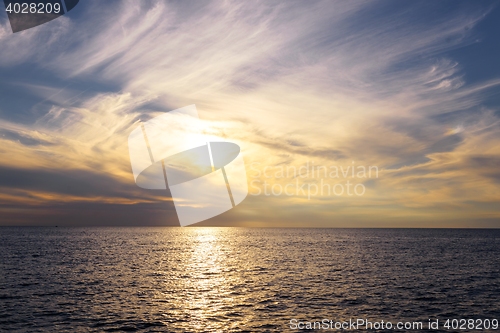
[0,228,499,332]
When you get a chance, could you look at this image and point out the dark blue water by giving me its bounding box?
[0,228,499,332]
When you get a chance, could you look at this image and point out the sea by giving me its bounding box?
[0,228,499,332]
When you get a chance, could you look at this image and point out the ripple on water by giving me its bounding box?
[0,228,499,332]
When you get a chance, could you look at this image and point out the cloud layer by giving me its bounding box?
[0,0,499,226]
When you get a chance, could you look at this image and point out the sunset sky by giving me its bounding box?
[1,0,499,227]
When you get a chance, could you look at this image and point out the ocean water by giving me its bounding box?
[0,228,499,332]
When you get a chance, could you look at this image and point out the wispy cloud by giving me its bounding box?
[0,0,499,226]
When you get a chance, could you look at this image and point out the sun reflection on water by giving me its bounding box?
[180,228,235,330]
[158,227,264,331]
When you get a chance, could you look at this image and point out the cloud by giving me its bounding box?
[0,0,499,226]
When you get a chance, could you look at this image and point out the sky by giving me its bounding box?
[0,0,499,227]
